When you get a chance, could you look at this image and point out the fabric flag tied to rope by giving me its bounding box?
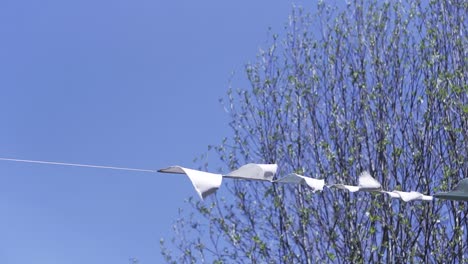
[224,163,278,181]
[157,166,222,200]
[382,191,433,202]
[328,171,381,192]
[275,173,325,192]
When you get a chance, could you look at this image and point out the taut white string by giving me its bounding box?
[0,157,156,173]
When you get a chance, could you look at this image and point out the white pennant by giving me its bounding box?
[328,171,381,192]
[329,184,361,192]
[276,173,325,192]
[383,191,433,202]
[224,163,277,181]
[358,171,382,191]
[158,166,222,200]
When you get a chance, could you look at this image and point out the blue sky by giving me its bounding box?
[0,0,307,263]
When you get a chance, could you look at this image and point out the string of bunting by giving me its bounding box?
[160,163,468,202]
[0,158,466,202]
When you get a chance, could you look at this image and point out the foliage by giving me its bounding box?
[162,0,467,263]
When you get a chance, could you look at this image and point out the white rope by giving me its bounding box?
[0,157,156,173]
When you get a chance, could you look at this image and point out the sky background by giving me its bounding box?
[0,0,308,263]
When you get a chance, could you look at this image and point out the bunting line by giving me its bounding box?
[1,158,466,202]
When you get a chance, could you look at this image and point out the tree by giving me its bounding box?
[161,0,467,263]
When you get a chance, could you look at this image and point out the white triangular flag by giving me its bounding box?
[276,173,325,192]
[382,191,400,199]
[328,171,380,193]
[225,163,277,181]
[358,171,381,191]
[383,191,433,202]
[329,184,361,192]
[158,166,222,200]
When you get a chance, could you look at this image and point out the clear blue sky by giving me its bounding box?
[0,0,307,263]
